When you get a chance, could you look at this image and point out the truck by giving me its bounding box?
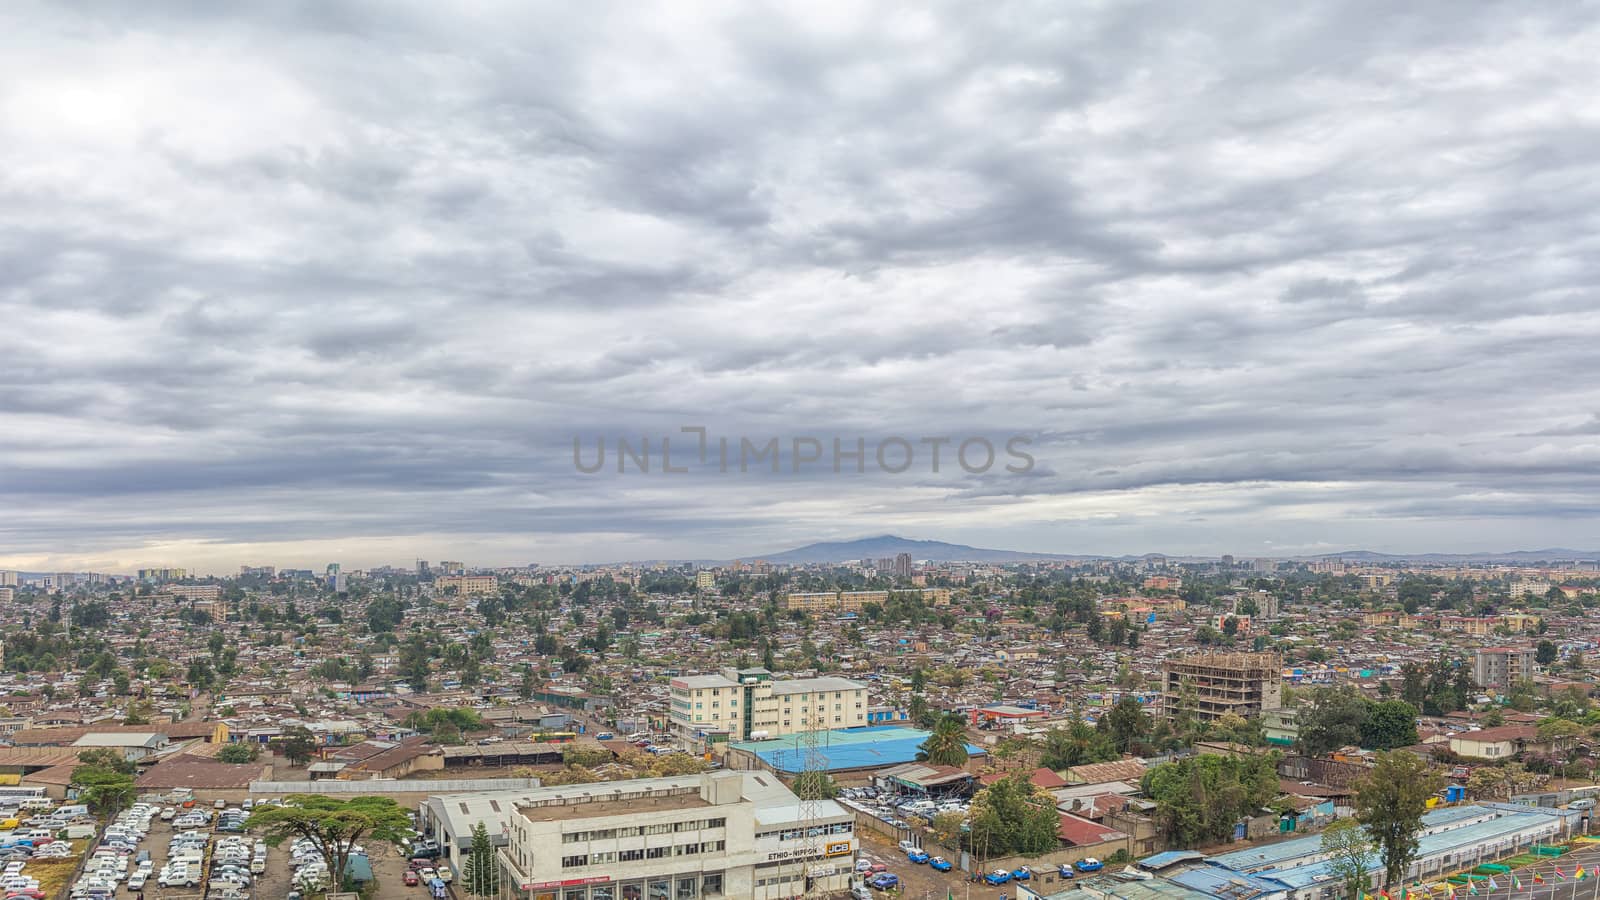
[62,824,96,839]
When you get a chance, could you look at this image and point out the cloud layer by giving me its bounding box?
[3,1,1599,572]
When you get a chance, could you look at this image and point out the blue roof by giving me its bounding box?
[1208,804,1489,872]
[1170,865,1287,899]
[1139,850,1206,870]
[1209,806,1573,890]
[727,726,985,774]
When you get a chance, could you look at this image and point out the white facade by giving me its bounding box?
[496,772,856,900]
[668,669,868,742]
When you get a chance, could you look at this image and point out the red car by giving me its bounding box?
[6,891,48,900]
[403,871,420,886]
[410,858,433,870]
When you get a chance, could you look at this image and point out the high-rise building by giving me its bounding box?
[893,553,912,578]
[1162,652,1283,723]
[0,571,15,586]
[696,571,716,591]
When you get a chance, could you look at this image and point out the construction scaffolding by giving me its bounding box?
[1162,652,1284,723]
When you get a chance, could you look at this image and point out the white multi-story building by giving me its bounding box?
[669,668,868,743]
[497,771,857,900]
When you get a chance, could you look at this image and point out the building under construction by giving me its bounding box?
[1162,652,1283,723]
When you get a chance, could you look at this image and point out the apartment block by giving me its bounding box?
[1473,646,1537,689]
[669,668,868,742]
[1162,652,1283,723]
[436,575,499,596]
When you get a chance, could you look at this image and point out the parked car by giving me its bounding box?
[1057,865,1076,879]
[930,857,953,872]
[867,873,900,891]
[404,870,420,886]
[984,870,1012,885]
[1013,866,1032,881]
[1076,858,1104,873]
[907,850,929,864]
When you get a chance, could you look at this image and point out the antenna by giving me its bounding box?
[785,697,832,895]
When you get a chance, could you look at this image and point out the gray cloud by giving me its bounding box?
[3,0,1600,570]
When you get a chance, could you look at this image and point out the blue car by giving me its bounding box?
[907,850,930,864]
[930,857,953,872]
[1013,867,1032,881]
[1057,865,1076,879]
[984,870,1013,886]
[868,873,900,891]
[1076,858,1104,873]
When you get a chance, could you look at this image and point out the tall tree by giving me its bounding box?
[1297,686,1369,757]
[246,795,412,890]
[917,714,970,766]
[281,725,317,767]
[464,821,500,897]
[72,765,137,819]
[1321,819,1376,900]
[1355,752,1444,887]
[1360,700,1419,750]
[1101,695,1151,754]
[968,774,1061,859]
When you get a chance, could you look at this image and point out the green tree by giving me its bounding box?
[464,821,500,896]
[1101,695,1151,754]
[72,765,137,819]
[1360,701,1419,750]
[1142,753,1281,847]
[916,714,970,766]
[76,747,137,775]
[1355,752,1444,887]
[281,725,317,767]
[1041,719,1117,770]
[968,774,1061,859]
[1536,640,1559,666]
[218,742,259,764]
[1321,818,1376,900]
[1297,686,1369,757]
[246,795,412,890]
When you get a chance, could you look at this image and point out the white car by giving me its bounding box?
[128,870,148,890]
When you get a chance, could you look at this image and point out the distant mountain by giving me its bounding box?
[1309,548,1600,564]
[750,534,1095,564]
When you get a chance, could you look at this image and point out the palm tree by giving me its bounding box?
[917,714,970,766]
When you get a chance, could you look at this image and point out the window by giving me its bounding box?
[617,826,641,838]
[562,854,589,868]
[593,887,615,900]
[619,849,645,862]
[677,877,698,900]
[702,873,723,897]
[563,833,583,844]
[644,823,671,835]
[706,818,726,828]
[592,851,617,865]
[566,889,588,900]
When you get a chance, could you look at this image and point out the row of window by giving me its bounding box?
[756,822,852,842]
[563,841,728,868]
[536,872,724,900]
[562,819,727,843]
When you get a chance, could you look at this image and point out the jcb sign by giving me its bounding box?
[825,841,852,857]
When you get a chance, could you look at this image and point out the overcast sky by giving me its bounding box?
[3,1,1599,574]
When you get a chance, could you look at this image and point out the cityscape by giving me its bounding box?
[4,3,1600,900]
